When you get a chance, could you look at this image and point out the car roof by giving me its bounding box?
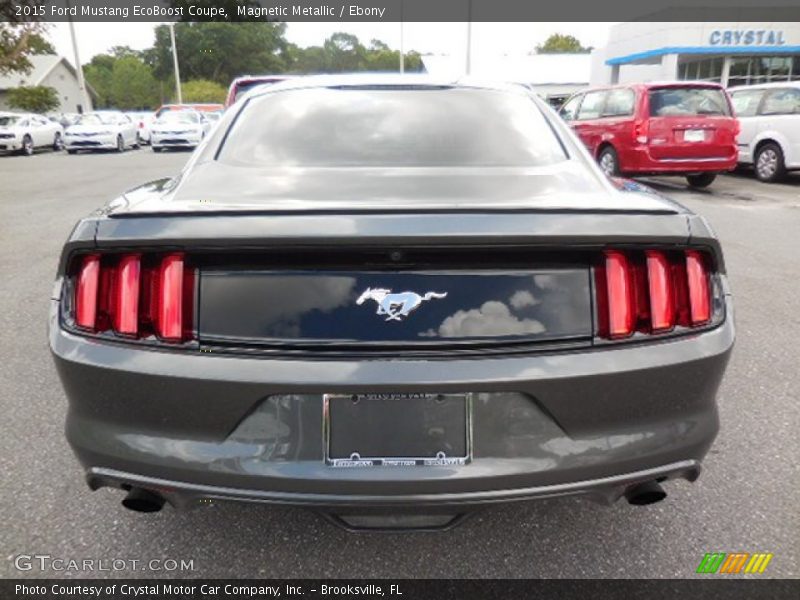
[728,81,800,92]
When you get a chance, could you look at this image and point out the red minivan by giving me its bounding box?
[559,82,739,188]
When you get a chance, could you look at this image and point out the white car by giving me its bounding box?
[0,112,64,156]
[150,110,211,152]
[64,111,139,154]
[729,82,800,182]
[125,111,155,145]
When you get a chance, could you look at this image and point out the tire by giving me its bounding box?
[686,173,717,188]
[134,133,142,149]
[597,146,620,177]
[152,146,161,153]
[67,149,77,155]
[754,142,786,183]
[20,135,34,156]
[52,132,64,151]
[116,135,124,153]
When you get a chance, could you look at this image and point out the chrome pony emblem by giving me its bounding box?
[356,288,447,321]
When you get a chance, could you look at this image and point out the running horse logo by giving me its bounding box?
[356,287,448,321]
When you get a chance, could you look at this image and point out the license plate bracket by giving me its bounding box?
[324,393,472,467]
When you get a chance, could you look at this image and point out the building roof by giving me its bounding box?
[421,53,591,85]
[0,54,97,99]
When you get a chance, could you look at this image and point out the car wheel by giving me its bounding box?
[53,132,64,151]
[686,173,717,188]
[754,142,786,183]
[152,146,161,153]
[21,135,34,156]
[116,135,125,152]
[597,146,619,177]
[67,149,77,155]
[134,133,142,149]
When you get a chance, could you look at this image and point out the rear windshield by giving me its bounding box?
[649,87,731,117]
[218,87,567,168]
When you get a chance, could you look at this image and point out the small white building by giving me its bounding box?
[591,22,800,88]
[422,53,591,105]
[0,54,95,114]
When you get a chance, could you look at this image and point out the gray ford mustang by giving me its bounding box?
[50,75,734,530]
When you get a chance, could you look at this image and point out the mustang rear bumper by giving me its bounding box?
[50,297,734,511]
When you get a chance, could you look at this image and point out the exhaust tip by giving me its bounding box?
[624,480,667,506]
[122,488,166,513]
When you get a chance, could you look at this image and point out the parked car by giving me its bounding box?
[150,109,211,151]
[0,111,64,155]
[50,76,734,528]
[559,81,738,188]
[154,103,224,118]
[729,82,800,182]
[225,75,292,107]
[125,111,155,145]
[64,111,139,154]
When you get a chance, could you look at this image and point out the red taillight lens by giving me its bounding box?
[72,252,193,343]
[156,253,185,341]
[75,254,100,330]
[646,251,675,332]
[633,119,649,144]
[113,254,140,335]
[686,250,711,325]
[603,250,634,338]
[597,248,715,340]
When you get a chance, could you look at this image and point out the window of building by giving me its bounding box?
[577,90,606,120]
[727,56,799,87]
[602,88,636,117]
[679,57,723,83]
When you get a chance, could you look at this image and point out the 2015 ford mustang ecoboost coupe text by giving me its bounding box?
[50,75,734,530]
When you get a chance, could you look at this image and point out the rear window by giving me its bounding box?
[218,87,567,168]
[649,87,731,117]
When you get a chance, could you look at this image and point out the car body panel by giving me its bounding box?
[0,112,63,152]
[50,76,734,518]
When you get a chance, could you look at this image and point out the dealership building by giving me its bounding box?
[591,22,800,87]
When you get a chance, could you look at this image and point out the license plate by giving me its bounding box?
[684,129,706,142]
[324,393,471,467]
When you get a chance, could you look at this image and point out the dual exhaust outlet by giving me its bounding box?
[119,480,668,514]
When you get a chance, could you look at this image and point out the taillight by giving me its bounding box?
[685,250,711,325]
[70,252,195,343]
[633,119,649,144]
[646,251,674,332]
[603,250,634,338]
[597,248,715,340]
[113,254,141,335]
[156,254,184,341]
[75,254,100,330]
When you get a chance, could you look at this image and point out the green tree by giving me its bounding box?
[535,34,591,54]
[83,54,116,107]
[109,55,159,110]
[151,22,289,87]
[6,85,59,113]
[0,0,49,76]
[181,79,226,103]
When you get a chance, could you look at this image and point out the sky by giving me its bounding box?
[47,22,616,67]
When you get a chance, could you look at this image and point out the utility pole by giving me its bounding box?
[465,0,473,75]
[168,22,183,104]
[65,0,89,112]
[399,1,404,74]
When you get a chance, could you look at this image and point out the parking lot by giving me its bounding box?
[1,148,798,579]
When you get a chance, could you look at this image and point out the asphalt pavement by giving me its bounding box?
[1,148,798,579]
